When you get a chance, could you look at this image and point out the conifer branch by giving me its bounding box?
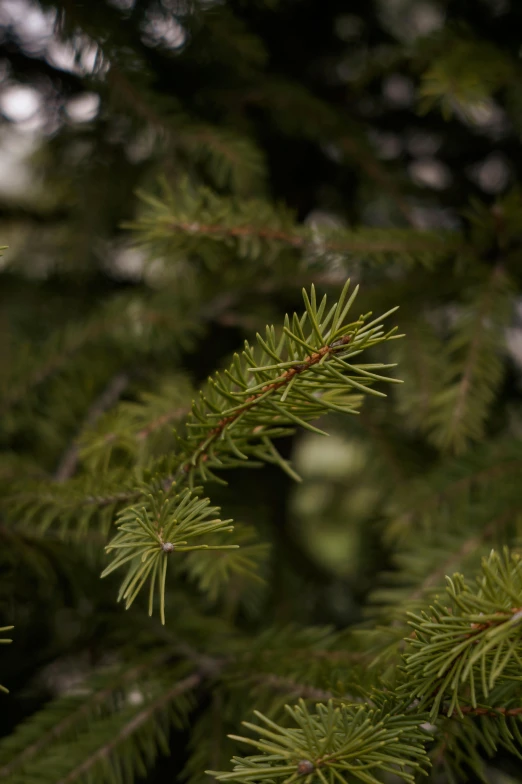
[55,373,130,481]
[77,376,192,471]
[0,320,105,415]
[392,438,522,543]
[427,266,513,453]
[403,549,522,720]
[106,67,264,193]
[162,218,451,255]
[0,298,198,415]
[447,266,504,440]
[0,652,170,779]
[54,672,202,784]
[211,698,430,784]
[129,183,460,267]
[403,511,505,605]
[100,281,401,618]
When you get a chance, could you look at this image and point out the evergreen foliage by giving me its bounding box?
[2,1,522,783]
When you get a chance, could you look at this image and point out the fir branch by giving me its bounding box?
[175,280,401,485]
[106,67,265,193]
[447,267,504,439]
[161,219,450,256]
[128,183,460,268]
[403,549,522,720]
[54,672,201,784]
[55,373,130,481]
[0,295,199,415]
[79,375,192,471]
[210,697,430,784]
[427,266,514,453]
[99,281,401,619]
[0,319,105,415]
[101,485,238,623]
[402,512,507,606]
[0,652,171,779]
[391,437,522,540]
[179,525,269,604]
[338,135,415,226]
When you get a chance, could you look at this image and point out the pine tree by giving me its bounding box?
[1,1,522,782]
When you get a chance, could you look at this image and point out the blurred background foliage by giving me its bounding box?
[2,0,522,782]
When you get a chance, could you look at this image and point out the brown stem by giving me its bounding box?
[164,219,451,255]
[460,706,522,717]
[183,334,353,474]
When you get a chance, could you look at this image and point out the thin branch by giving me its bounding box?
[448,265,504,438]
[55,673,202,784]
[54,373,130,482]
[136,407,189,441]
[405,508,513,605]
[399,455,522,531]
[181,333,354,476]
[89,406,189,454]
[0,322,105,415]
[164,219,454,255]
[0,653,170,780]
[459,706,522,717]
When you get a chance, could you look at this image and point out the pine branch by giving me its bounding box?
[426,266,514,454]
[105,66,265,193]
[128,182,460,269]
[55,373,130,481]
[101,485,238,623]
[403,549,522,720]
[78,375,192,471]
[54,673,201,784]
[100,281,401,618]
[0,294,200,415]
[390,437,522,541]
[210,697,430,784]
[0,651,170,779]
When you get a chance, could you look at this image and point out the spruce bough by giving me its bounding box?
[2,282,522,783]
[101,280,401,623]
[2,2,522,780]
